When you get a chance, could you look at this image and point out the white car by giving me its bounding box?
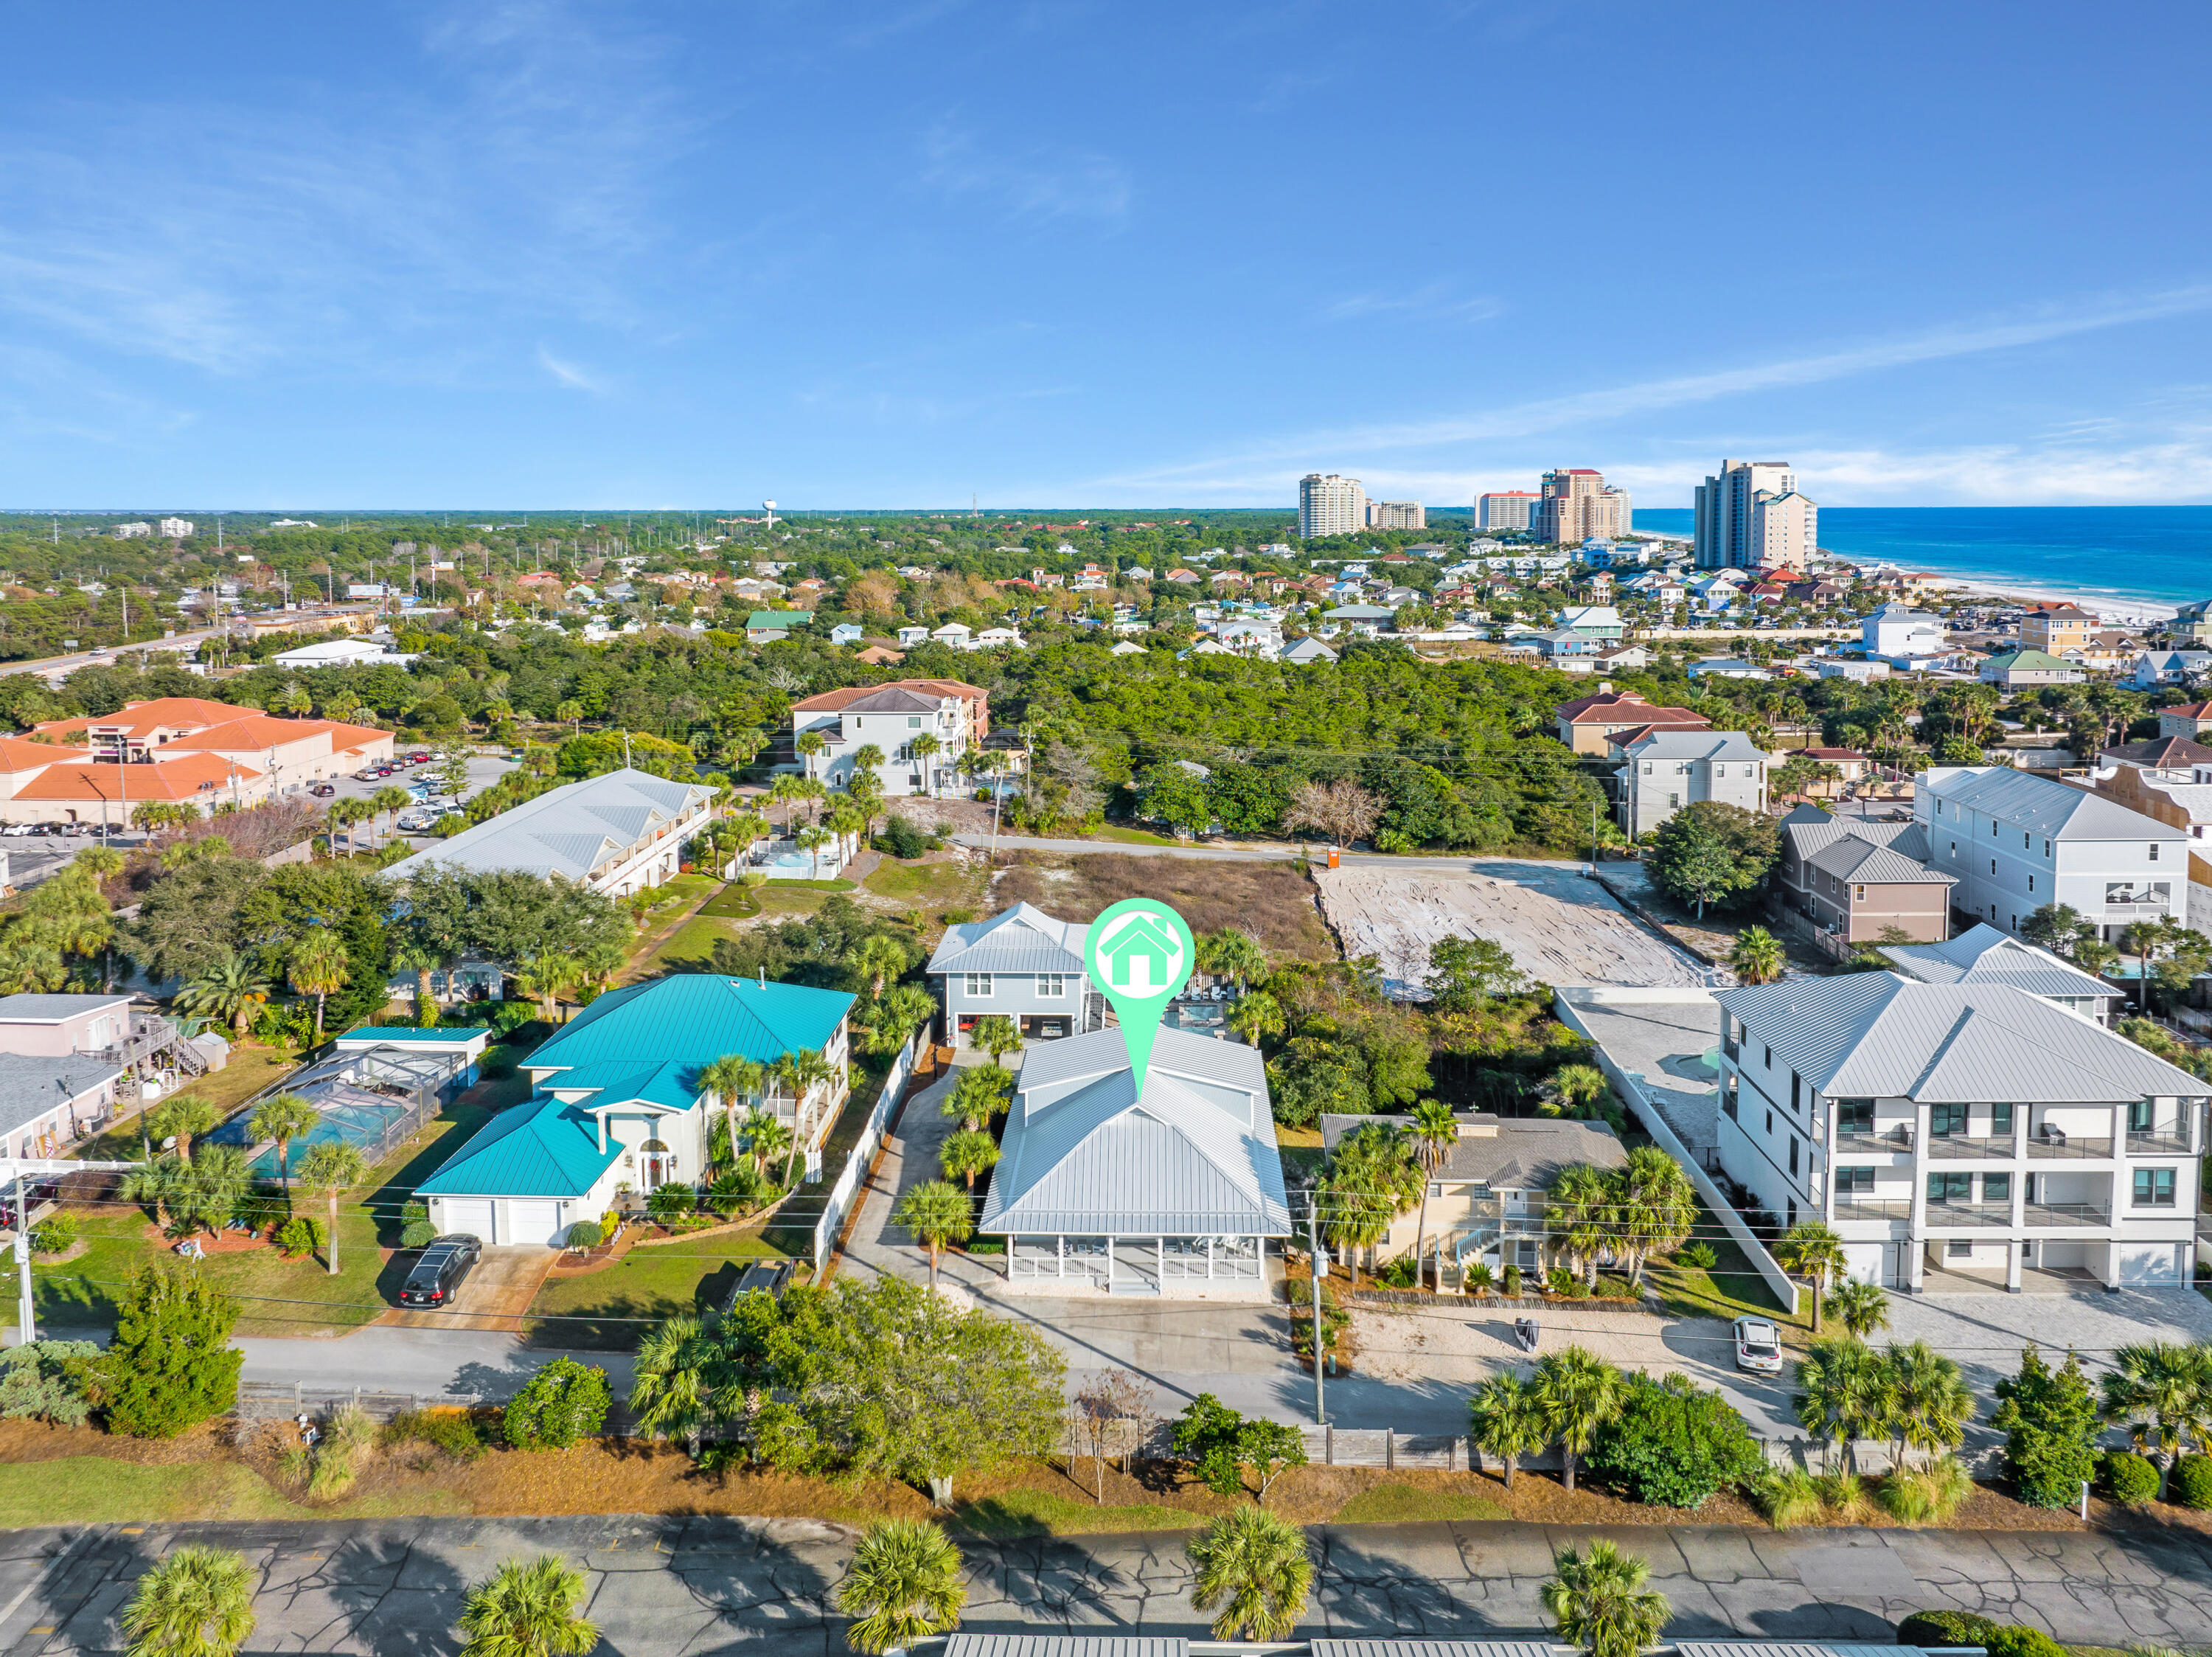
[1733,1316,1784,1374]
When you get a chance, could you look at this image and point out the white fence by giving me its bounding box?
[813,1032,920,1271]
[1552,990,1800,1317]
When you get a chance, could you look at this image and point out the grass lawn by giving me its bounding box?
[74,1043,296,1161]
[1331,1481,1509,1524]
[862,859,981,908]
[0,1456,467,1527]
[1091,825,1180,847]
[646,914,744,971]
[1644,1195,1801,1332]
[698,883,763,919]
[754,887,830,917]
[526,1226,793,1349]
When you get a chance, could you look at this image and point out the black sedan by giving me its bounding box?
[397,1234,483,1308]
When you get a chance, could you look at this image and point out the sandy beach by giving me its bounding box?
[1823,552,2180,628]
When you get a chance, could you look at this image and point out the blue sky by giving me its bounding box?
[4,1,2210,511]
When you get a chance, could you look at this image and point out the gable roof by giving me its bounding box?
[1620,729,1768,762]
[1923,767,2185,841]
[0,1055,120,1142]
[790,679,986,714]
[1716,974,2202,1102]
[527,973,854,1075]
[1879,923,2116,1001]
[926,903,1087,976]
[1983,648,2076,673]
[1553,692,1707,727]
[1804,828,1951,886]
[415,1093,622,1198]
[1321,1112,1625,1189]
[0,993,132,1023]
[2103,736,2212,769]
[981,1026,1288,1237]
[0,737,92,774]
[383,767,714,883]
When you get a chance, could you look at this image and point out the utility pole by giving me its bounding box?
[1309,1198,1326,1425]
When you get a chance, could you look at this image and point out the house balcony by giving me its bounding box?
[2126,1129,2195,1156]
[77,1015,178,1070]
[1836,1126,1913,1156]
[2025,1130,2112,1159]
[2025,1201,2110,1227]
[1924,1200,2011,1228]
[1927,1133,2014,1160]
[1834,1196,1913,1223]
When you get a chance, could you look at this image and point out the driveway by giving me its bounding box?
[376,1246,557,1333]
[8,1513,2212,1653]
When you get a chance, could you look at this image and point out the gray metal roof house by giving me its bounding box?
[383,768,714,899]
[1879,922,2120,1023]
[978,1024,1290,1297]
[925,903,1103,1048]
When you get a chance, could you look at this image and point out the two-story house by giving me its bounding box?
[419,973,852,1246]
[0,993,128,1158]
[1616,729,1770,837]
[787,679,988,797]
[1916,766,2187,940]
[1716,973,2206,1290]
[2020,604,2096,656]
[386,768,715,900]
[925,903,1102,1048]
[1774,805,1954,945]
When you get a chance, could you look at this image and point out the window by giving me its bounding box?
[1668,793,1679,810]
[2129,1098,2154,1132]
[1790,1073,1801,1111]
[1992,1101,2014,1134]
[1929,1102,1968,1137]
[1764,1109,1773,1133]
[2028,876,2034,892]
[1946,1238,1972,1260]
[1855,885,1866,901]
[1837,1165,1875,1194]
[1982,1172,2011,1203]
[1837,1098,1875,1134]
[2023,831,2031,849]
[2151,843,2160,861]
[963,973,993,997]
[1788,1135,1799,1177]
[1764,1044,1772,1067]
[2135,1168,2177,1207]
[1035,973,1066,998]
[2044,838,2051,858]
[1928,1171,1972,1202]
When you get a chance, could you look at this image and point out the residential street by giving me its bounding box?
[7,1512,2212,1654]
[947,833,1582,874]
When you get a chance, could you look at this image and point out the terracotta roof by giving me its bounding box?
[1554,690,1709,727]
[14,753,262,803]
[35,696,243,741]
[0,737,92,774]
[789,678,986,714]
[159,715,391,756]
[2166,702,2212,719]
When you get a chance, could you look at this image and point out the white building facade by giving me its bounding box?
[1717,973,2206,1291]
[1915,766,2188,939]
[1298,473,1367,539]
[1616,729,1770,836]
[1693,459,1818,571]
[787,678,987,797]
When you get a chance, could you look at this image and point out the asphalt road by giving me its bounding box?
[949,832,1584,873]
[4,1512,2212,1654]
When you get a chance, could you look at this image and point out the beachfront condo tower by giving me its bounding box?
[1298,473,1366,539]
[1694,458,1820,572]
[1532,468,1632,545]
[1477,490,1537,531]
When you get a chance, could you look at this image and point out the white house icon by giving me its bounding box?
[1096,913,1183,994]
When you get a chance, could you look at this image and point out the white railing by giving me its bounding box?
[813,1032,920,1272]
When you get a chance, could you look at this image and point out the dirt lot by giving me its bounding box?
[992,852,1335,959]
[1314,861,1710,989]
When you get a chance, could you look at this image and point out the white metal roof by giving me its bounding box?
[1881,923,2116,1000]
[1619,729,1769,761]
[1921,765,2185,841]
[386,768,712,885]
[1717,973,2205,1102]
[926,903,1089,977]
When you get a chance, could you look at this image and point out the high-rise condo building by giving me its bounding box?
[1298,473,1366,539]
[1532,469,1632,546]
[1694,459,1819,572]
[1366,500,1425,530]
[1477,491,1537,531]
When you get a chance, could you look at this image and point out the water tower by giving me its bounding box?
[762,500,777,529]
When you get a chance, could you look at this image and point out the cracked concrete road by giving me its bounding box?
[7,1515,2212,1654]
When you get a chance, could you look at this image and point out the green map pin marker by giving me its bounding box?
[1085,897,1196,1097]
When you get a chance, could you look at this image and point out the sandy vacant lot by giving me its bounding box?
[1314,860,1711,989]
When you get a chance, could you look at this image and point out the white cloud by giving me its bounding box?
[537,347,603,392]
[919,121,1132,223]
[1321,283,1505,325]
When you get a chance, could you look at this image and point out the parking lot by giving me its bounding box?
[302,751,519,846]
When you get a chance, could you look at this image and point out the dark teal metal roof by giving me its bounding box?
[528,975,853,1075]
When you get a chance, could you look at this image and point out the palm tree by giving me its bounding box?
[119,1544,257,1657]
[248,1093,320,1191]
[1548,1162,1616,1291]
[2101,1340,2211,1496]
[1540,1063,1612,1121]
[1729,925,1785,984]
[1405,1100,1458,1289]
[1225,989,1284,1048]
[286,928,351,1038]
[848,934,909,1002]
[1541,1539,1670,1657]
[370,784,413,844]
[1184,1504,1311,1641]
[1321,1125,1423,1277]
[796,824,830,878]
[835,1519,967,1656]
[1468,1372,1548,1488]
[456,1554,599,1657]
[1196,925,1269,993]
[909,730,942,796]
[555,699,584,734]
[295,1142,369,1276]
[2125,916,2181,1015]
[794,728,828,780]
[778,1047,838,1181]
[390,935,445,1027]
[629,1314,720,1456]
[174,949,272,1038]
[1885,1339,1973,1464]
[826,799,866,864]
[698,1055,764,1173]
[939,1128,1001,1193]
[1777,1221,1849,1333]
[325,796,366,857]
[1827,1278,1891,1340]
[971,1014,1023,1067]
[894,1179,973,1284]
[744,1111,793,1183]
[150,1094,219,1164]
[1794,1335,1892,1471]
[1611,1147,1695,1285]
[1532,1345,1621,1492]
[767,774,804,834]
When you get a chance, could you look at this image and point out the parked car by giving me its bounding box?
[309,783,335,798]
[397,1234,482,1308]
[1733,1315,1784,1374]
[395,811,438,832]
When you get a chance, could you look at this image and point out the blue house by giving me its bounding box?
[418,974,853,1246]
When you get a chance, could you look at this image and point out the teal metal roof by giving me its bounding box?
[540,1057,700,1113]
[417,1094,621,1198]
[528,975,853,1076]
[339,1026,490,1043]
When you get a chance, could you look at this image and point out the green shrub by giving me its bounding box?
[1751,1467,1822,1529]
[1984,1628,2067,1657]
[939,908,976,925]
[384,1407,489,1461]
[90,1265,243,1438]
[647,1182,698,1223]
[1879,1456,1973,1524]
[1896,1611,2003,1647]
[1462,1262,1495,1295]
[1676,1241,1718,1270]
[306,1403,376,1499]
[1813,1467,1871,1522]
[1502,1263,1523,1296]
[502,1358,611,1451]
[1594,1274,1637,1299]
[28,1213,79,1256]
[1992,1345,2101,1509]
[1377,1254,1419,1289]
[1546,1266,1579,1296]
[1587,1372,1764,1509]
[400,1219,438,1248]
[874,816,930,860]
[2104,1449,2161,1505]
[565,1220,604,1250]
[275,1215,327,1259]
[0,1339,99,1425]
[2171,1454,2212,1510]
[479,1044,517,1080]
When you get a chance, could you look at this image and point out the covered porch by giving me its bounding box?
[1006,1232,1267,1295]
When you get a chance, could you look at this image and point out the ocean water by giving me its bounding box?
[1632,504,2212,611]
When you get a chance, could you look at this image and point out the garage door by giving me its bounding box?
[441,1198,495,1241]
[507,1201,565,1248]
